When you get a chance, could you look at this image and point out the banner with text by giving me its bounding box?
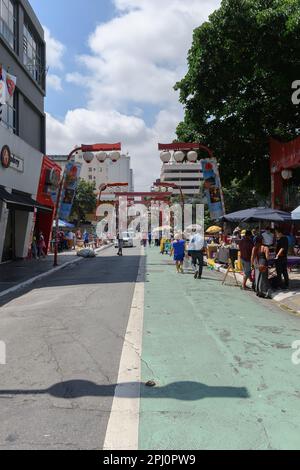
[59,162,82,220]
[201,159,225,220]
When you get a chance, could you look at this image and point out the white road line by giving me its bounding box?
[103,247,145,451]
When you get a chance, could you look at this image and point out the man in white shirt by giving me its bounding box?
[188,231,205,279]
[262,227,274,247]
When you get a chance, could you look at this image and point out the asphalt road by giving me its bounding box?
[0,245,141,450]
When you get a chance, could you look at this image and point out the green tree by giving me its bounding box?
[223,177,267,213]
[175,0,300,196]
[71,179,97,222]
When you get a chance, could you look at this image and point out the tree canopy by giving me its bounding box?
[175,0,300,196]
[71,179,97,222]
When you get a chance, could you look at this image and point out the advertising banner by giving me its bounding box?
[0,66,16,105]
[59,162,82,220]
[0,66,7,105]
[201,159,225,220]
[6,72,17,105]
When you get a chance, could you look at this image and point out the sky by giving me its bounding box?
[30,0,221,190]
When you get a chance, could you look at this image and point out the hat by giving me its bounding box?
[241,230,246,236]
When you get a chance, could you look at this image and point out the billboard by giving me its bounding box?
[59,162,82,220]
[201,159,225,220]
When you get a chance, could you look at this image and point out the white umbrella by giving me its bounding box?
[152,225,172,233]
[292,206,300,220]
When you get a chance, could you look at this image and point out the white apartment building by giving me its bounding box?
[160,161,203,198]
[49,153,134,193]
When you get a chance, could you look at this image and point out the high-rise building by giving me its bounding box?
[49,153,134,193]
[0,0,46,262]
[160,160,203,198]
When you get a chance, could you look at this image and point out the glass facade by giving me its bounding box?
[23,23,43,87]
[1,93,16,133]
[0,0,16,49]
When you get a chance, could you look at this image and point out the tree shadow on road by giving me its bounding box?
[0,380,249,401]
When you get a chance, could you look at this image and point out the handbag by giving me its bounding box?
[258,264,268,273]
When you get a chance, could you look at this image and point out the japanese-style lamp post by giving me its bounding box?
[53,143,121,267]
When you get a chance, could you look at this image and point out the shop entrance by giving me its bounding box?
[2,209,15,262]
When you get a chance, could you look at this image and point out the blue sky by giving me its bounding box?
[30,0,115,118]
[29,0,221,189]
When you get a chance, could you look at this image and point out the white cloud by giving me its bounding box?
[47,74,63,91]
[44,26,66,70]
[46,0,221,189]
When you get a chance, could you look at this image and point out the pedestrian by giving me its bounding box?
[160,237,166,255]
[188,230,205,279]
[117,232,123,256]
[275,227,289,290]
[83,231,89,248]
[76,228,82,240]
[164,239,172,255]
[58,230,65,252]
[251,236,271,298]
[172,233,185,274]
[31,235,38,259]
[66,230,75,250]
[148,231,152,247]
[239,230,254,290]
[251,227,260,244]
[37,232,47,258]
[262,227,274,247]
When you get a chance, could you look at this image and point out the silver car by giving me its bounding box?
[115,232,134,248]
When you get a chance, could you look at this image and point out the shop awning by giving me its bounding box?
[0,187,52,213]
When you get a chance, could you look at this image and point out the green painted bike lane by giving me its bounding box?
[139,248,300,450]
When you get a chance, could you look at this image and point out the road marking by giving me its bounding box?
[103,247,145,451]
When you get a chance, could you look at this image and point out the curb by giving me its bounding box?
[0,244,113,300]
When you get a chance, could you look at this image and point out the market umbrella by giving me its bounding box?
[206,225,222,234]
[292,206,300,220]
[152,225,172,232]
[221,207,291,223]
[53,219,75,229]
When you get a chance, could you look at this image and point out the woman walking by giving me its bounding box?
[37,232,47,258]
[251,236,271,298]
[172,234,185,274]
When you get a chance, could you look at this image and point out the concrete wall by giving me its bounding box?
[14,209,34,258]
[0,201,9,259]
[0,125,43,197]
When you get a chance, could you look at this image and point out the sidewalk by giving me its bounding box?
[208,258,300,314]
[0,245,112,298]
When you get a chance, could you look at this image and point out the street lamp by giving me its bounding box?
[53,143,121,266]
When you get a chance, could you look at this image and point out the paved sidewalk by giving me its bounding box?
[139,248,300,450]
[209,260,300,314]
[0,246,111,297]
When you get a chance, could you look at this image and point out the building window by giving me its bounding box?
[0,92,16,133]
[23,23,44,87]
[0,0,16,50]
[89,167,93,172]
[88,175,93,180]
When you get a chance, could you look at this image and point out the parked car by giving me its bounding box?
[114,232,134,248]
